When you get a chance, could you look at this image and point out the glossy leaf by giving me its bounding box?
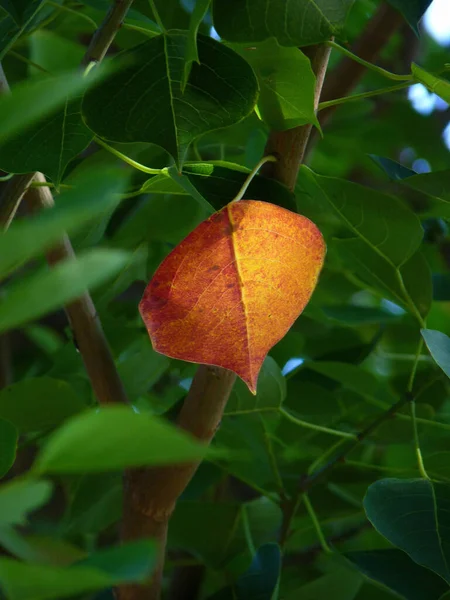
[182,0,211,89]
[0,250,130,334]
[212,0,354,47]
[0,377,85,433]
[364,478,450,583]
[0,479,52,527]
[422,329,450,379]
[231,40,318,130]
[82,33,258,168]
[140,201,325,393]
[347,549,449,600]
[34,405,215,473]
[386,0,432,34]
[0,540,156,600]
[370,155,416,181]
[412,64,450,104]
[0,168,127,280]
[0,418,17,478]
[0,69,103,144]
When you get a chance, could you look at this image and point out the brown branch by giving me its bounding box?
[119,366,236,600]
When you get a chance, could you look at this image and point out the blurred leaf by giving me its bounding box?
[0,1,44,58]
[369,155,416,181]
[0,168,127,280]
[0,540,156,600]
[364,478,450,583]
[412,64,450,103]
[0,418,17,477]
[182,0,211,89]
[433,274,450,301]
[0,0,42,24]
[0,479,52,527]
[322,305,401,325]
[0,527,86,565]
[34,405,216,474]
[422,329,450,379]
[288,567,363,600]
[399,169,450,218]
[386,0,432,34]
[212,0,354,46]
[347,549,449,600]
[0,249,130,334]
[231,40,318,130]
[0,377,85,433]
[83,34,258,168]
[235,543,281,600]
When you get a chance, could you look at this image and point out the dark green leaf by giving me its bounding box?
[399,170,450,218]
[433,274,450,301]
[235,543,281,600]
[322,305,401,325]
[212,0,354,47]
[412,64,450,104]
[0,250,130,334]
[288,568,363,600]
[0,479,52,527]
[0,418,17,477]
[230,40,318,130]
[182,0,211,89]
[422,329,450,379]
[0,540,156,600]
[0,0,42,24]
[364,478,450,583]
[34,405,216,473]
[82,34,258,168]
[0,167,127,280]
[0,377,85,433]
[0,1,44,58]
[369,155,416,181]
[347,549,449,600]
[386,1,433,34]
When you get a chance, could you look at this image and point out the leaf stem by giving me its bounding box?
[7,50,51,74]
[148,0,165,32]
[231,155,277,202]
[303,494,332,553]
[280,407,356,439]
[94,138,166,175]
[408,338,429,479]
[326,40,412,82]
[318,81,411,111]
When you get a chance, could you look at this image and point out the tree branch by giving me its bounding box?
[119,366,237,600]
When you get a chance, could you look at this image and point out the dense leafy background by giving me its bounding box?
[1,0,450,599]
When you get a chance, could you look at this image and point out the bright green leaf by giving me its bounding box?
[364,478,450,583]
[82,33,258,168]
[0,250,130,334]
[0,479,52,527]
[212,0,354,47]
[231,39,319,130]
[34,405,215,474]
[0,377,86,433]
[0,418,17,477]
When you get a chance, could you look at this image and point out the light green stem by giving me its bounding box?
[409,338,429,479]
[231,155,277,202]
[318,81,411,111]
[95,138,165,175]
[279,408,356,440]
[303,494,331,553]
[148,0,165,32]
[327,40,412,82]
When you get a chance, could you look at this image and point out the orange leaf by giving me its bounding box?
[139,201,325,393]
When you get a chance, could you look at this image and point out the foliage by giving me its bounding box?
[0,0,450,599]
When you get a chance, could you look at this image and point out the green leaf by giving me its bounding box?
[364,478,450,583]
[386,1,433,34]
[182,0,211,90]
[0,69,103,144]
[0,418,17,477]
[300,166,423,267]
[34,405,215,474]
[0,249,130,334]
[347,549,449,600]
[0,167,127,280]
[412,64,450,104]
[369,155,416,181]
[422,329,450,379]
[0,377,86,433]
[399,169,450,218]
[0,540,156,600]
[225,356,286,416]
[288,568,363,600]
[0,0,41,24]
[212,0,354,47]
[235,543,281,600]
[335,240,432,319]
[230,40,318,130]
[0,479,52,527]
[82,33,258,168]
